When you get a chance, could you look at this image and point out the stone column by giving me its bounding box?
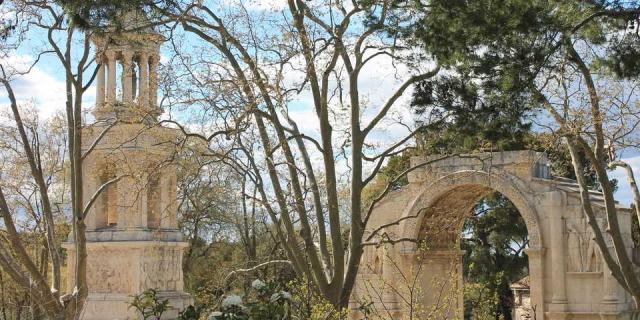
[96,55,106,106]
[106,50,117,104]
[176,246,186,289]
[122,51,134,103]
[108,180,120,227]
[139,52,149,108]
[130,177,145,229]
[149,55,158,107]
[550,216,567,303]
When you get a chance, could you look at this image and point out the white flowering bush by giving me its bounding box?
[222,295,244,308]
[251,279,267,290]
[208,279,292,320]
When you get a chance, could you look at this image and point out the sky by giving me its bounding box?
[0,2,639,208]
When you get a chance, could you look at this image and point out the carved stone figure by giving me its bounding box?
[566,218,602,272]
[585,225,602,272]
[566,221,586,272]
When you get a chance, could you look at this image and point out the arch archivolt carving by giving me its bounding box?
[398,169,542,250]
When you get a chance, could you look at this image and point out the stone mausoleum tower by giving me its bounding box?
[63,11,191,319]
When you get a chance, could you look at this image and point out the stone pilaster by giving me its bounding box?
[117,176,131,228]
[379,243,399,310]
[601,249,619,304]
[168,174,178,228]
[139,173,149,228]
[524,247,545,317]
[546,191,568,306]
[160,171,171,229]
[84,170,98,230]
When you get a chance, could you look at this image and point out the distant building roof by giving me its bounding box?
[510,276,530,290]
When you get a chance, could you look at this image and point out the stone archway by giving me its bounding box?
[351,151,635,320]
[398,171,543,319]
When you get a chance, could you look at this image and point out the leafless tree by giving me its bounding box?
[0,1,111,318]
[146,0,442,308]
[534,18,640,305]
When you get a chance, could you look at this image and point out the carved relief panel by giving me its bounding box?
[141,246,183,291]
[565,217,603,272]
[87,248,133,293]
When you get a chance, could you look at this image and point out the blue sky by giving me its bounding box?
[1,1,638,208]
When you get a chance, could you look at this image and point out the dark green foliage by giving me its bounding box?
[413,0,640,84]
[633,209,640,247]
[600,32,640,78]
[412,74,533,153]
[54,0,161,31]
[462,194,529,320]
[416,0,555,62]
[414,0,561,90]
[178,305,205,320]
[376,151,414,187]
[0,20,15,41]
[55,0,132,30]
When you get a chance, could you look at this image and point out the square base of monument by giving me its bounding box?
[82,292,193,320]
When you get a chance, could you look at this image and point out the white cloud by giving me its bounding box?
[282,47,426,146]
[0,55,65,117]
[237,0,288,11]
[0,54,96,119]
[214,0,288,13]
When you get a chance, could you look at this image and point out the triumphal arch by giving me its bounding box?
[352,151,637,320]
[63,11,191,319]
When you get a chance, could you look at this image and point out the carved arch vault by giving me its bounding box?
[399,169,542,250]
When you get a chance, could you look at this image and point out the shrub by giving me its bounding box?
[129,289,170,320]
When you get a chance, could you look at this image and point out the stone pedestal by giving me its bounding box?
[64,231,192,319]
[81,292,191,320]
